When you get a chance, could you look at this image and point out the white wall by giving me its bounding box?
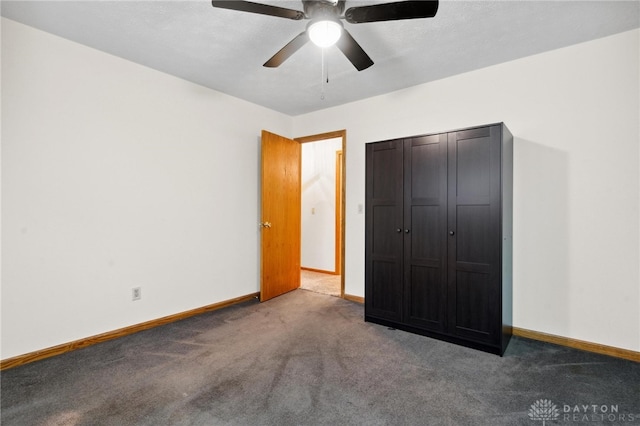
[301,138,342,272]
[1,18,293,359]
[2,18,638,359]
[293,29,640,352]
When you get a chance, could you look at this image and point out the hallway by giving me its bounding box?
[300,269,340,297]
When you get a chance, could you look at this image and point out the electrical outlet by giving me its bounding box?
[132,287,141,301]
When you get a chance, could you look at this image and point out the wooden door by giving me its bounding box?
[365,139,404,321]
[403,134,448,332]
[447,125,502,344]
[260,130,301,302]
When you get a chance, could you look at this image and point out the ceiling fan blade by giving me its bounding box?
[263,32,309,68]
[345,0,439,24]
[211,1,305,20]
[335,29,373,71]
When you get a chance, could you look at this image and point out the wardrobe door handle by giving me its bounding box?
[449,231,455,236]
[405,229,410,233]
[396,228,402,233]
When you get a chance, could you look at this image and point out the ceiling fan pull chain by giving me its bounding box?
[326,53,330,84]
[320,48,326,100]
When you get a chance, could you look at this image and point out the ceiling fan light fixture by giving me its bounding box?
[308,20,342,48]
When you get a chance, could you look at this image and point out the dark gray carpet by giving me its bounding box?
[1,289,638,425]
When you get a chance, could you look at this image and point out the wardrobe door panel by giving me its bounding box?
[371,260,401,314]
[372,146,399,199]
[411,206,440,260]
[372,206,400,255]
[455,271,491,338]
[410,142,441,199]
[409,266,443,325]
[366,140,403,321]
[456,127,492,199]
[447,126,502,344]
[404,135,447,331]
[456,205,492,265]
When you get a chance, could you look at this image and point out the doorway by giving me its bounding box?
[296,131,346,298]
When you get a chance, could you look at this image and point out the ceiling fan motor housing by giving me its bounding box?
[303,0,345,20]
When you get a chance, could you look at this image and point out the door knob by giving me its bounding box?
[449,231,455,236]
[405,229,410,233]
[396,228,402,233]
[260,222,272,228]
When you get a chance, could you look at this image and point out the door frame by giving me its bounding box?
[335,150,343,276]
[296,130,346,298]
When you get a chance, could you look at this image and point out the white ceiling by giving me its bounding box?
[2,1,639,116]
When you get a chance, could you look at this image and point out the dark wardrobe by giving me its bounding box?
[365,123,513,355]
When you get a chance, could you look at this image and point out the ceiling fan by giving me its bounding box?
[211,0,439,71]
